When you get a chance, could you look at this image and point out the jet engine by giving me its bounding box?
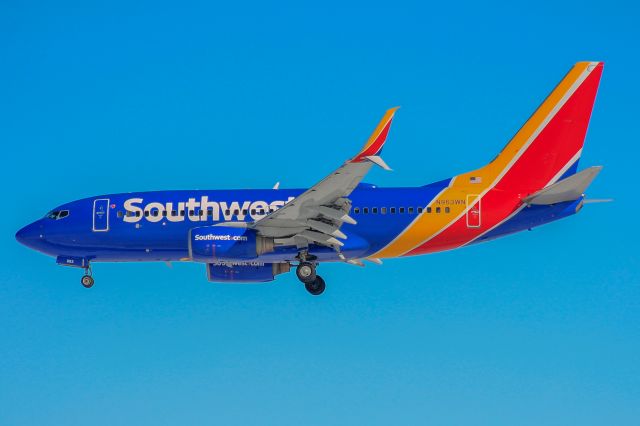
[189,225,274,262]
[206,262,290,283]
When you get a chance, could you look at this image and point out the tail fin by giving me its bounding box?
[467,62,603,195]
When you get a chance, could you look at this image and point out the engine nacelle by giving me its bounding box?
[207,262,290,283]
[189,225,274,262]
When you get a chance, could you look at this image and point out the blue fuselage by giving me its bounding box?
[16,179,582,266]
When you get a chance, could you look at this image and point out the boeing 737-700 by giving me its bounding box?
[16,61,605,295]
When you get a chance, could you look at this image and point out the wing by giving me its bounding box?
[250,107,399,250]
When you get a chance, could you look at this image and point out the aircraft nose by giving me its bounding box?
[15,221,43,248]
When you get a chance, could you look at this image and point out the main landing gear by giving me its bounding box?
[80,265,94,289]
[296,258,325,296]
[305,275,325,296]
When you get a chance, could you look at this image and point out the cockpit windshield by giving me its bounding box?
[46,210,70,220]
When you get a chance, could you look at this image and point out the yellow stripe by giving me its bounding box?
[372,63,590,258]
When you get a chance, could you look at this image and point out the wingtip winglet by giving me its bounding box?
[351,107,400,163]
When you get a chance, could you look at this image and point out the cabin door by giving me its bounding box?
[466,194,481,228]
[93,198,110,232]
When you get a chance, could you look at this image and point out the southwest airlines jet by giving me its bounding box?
[16,62,605,295]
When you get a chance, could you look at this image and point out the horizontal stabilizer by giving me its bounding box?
[524,166,602,205]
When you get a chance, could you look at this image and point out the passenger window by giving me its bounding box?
[144,211,149,217]
[225,209,230,216]
[233,209,239,215]
[136,211,141,217]
[251,209,256,215]
[117,211,123,218]
[381,207,387,214]
[152,210,159,217]
[408,207,414,214]
[417,207,423,213]
[126,211,133,217]
[363,207,369,214]
[436,207,441,213]
[390,207,396,214]
[258,209,265,215]
[399,207,405,214]
[372,207,378,214]
[427,207,432,213]
[354,207,360,214]
[445,207,450,213]
[171,210,177,216]
[180,210,185,217]
[242,209,248,215]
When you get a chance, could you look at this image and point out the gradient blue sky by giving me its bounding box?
[1,1,639,425]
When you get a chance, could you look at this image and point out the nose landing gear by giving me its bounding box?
[81,265,94,288]
[81,275,94,288]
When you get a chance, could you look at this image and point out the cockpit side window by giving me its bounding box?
[45,210,70,220]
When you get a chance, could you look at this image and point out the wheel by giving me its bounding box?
[296,261,316,284]
[305,276,326,296]
[81,275,94,288]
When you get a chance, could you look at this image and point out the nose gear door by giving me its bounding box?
[93,198,110,232]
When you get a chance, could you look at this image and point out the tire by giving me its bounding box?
[81,275,94,288]
[296,261,316,284]
[305,276,326,296]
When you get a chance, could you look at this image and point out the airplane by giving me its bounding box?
[16,61,605,295]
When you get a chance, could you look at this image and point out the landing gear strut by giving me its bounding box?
[81,265,94,288]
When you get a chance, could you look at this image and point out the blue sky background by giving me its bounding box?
[1,1,639,424]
